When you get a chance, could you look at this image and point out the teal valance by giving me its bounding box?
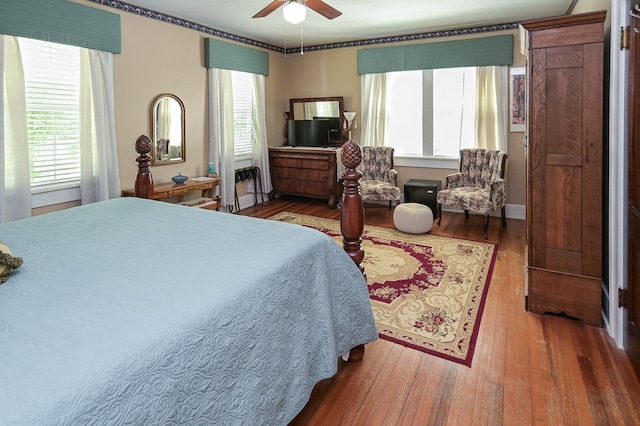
[0,0,121,53]
[357,34,513,75]
[204,38,269,76]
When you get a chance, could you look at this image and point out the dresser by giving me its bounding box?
[268,146,339,207]
[522,11,605,326]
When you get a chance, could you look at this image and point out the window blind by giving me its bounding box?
[232,71,254,159]
[19,38,81,188]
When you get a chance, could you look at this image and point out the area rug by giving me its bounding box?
[268,212,498,367]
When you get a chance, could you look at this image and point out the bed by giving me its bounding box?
[0,138,377,424]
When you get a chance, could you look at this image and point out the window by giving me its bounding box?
[231,71,254,160]
[386,67,477,158]
[18,37,81,190]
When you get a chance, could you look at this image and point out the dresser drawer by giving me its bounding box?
[272,166,330,182]
[273,178,330,197]
[272,157,330,170]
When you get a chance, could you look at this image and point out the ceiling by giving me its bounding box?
[114,0,577,49]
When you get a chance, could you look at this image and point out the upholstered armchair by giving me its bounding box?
[436,148,508,239]
[337,146,401,209]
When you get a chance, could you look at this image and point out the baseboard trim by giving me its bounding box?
[440,204,525,221]
[244,193,526,221]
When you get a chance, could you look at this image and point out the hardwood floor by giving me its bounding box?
[240,197,640,426]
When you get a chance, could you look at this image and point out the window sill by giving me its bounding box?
[394,155,459,169]
[235,158,253,169]
[32,184,80,208]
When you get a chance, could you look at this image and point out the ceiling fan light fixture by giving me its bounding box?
[283,1,306,24]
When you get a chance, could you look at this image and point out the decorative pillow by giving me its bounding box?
[0,241,23,284]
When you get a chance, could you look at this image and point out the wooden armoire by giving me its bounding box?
[522,11,606,327]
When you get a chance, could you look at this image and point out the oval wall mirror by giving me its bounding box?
[151,93,185,166]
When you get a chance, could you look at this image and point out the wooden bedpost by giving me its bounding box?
[340,139,365,274]
[134,135,154,199]
[340,139,366,362]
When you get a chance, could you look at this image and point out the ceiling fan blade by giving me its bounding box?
[252,0,285,18]
[304,0,342,19]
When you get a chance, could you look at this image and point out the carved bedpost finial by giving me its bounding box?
[134,135,154,199]
[340,139,365,277]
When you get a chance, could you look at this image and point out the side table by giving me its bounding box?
[404,179,441,219]
[121,177,221,211]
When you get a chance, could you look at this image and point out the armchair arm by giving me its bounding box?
[489,178,507,208]
[388,169,398,185]
[445,172,463,189]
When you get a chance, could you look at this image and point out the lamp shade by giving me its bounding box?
[344,111,356,123]
[343,111,356,131]
[283,1,306,24]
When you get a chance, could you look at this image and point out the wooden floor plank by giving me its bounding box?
[238,197,640,425]
[364,347,423,425]
[394,348,442,424]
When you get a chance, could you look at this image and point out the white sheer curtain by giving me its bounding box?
[208,68,235,210]
[79,48,120,204]
[475,66,509,152]
[0,35,31,223]
[361,73,387,147]
[250,73,272,196]
[1,38,119,223]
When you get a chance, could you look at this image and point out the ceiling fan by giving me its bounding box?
[252,0,342,21]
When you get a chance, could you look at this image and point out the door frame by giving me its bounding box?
[609,0,630,347]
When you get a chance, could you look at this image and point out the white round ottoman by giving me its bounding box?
[393,203,433,234]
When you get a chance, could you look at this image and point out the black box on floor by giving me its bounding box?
[403,179,442,218]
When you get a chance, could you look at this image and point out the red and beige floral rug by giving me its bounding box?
[269,212,498,367]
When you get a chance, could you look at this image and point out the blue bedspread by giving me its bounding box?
[0,198,377,425]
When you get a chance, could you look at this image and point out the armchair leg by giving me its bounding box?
[501,206,507,227]
[437,203,442,225]
[389,200,392,210]
[483,214,489,240]
[465,210,470,218]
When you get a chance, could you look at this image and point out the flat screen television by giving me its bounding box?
[288,118,340,147]
[313,117,341,142]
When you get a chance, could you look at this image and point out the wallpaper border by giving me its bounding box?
[89,0,519,54]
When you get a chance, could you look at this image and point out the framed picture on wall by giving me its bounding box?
[510,67,526,132]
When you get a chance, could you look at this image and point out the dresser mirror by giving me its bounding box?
[151,93,186,165]
[289,96,345,143]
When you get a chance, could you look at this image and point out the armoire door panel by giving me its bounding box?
[545,68,584,155]
[544,165,582,254]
